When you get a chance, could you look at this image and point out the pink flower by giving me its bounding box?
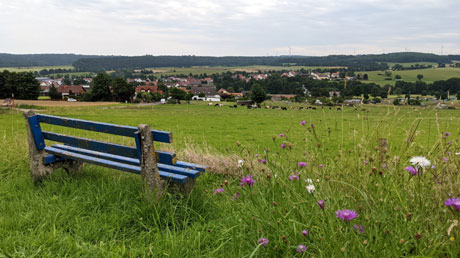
[279,134,285,137]
[300,121,306,125]
[280,144,286,149]
[232,192,240,200]
[289,174,300,181]
[296,245,307,253]
[298,162,307,167]
[240,175,256,187]
[302,230,309,236]
[405,166,418,176]
[258,237,269,246]
[336,209,358,221]
[213,188,225,195]
[317,200,325,210]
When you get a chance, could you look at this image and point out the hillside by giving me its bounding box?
[0,53,101,67]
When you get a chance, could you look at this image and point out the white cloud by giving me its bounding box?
[0,0,458,55]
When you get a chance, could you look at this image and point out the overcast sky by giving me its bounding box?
[0,0,459,56]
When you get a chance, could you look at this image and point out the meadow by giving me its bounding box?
[0,102,459,257]
[356,67,460,86]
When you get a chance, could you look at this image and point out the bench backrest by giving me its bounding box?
[27,114,176,164]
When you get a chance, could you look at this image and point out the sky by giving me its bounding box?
[0,0,459,56]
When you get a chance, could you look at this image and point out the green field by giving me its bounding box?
[0,102,459,256]
[357,67,460,86]
[386,62,438,68]
[0,65,74,73]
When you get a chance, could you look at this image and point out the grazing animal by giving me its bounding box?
[247,106,252,109]
[234,105,237,108]
[298,107,304,110]
[265,106,270,109]
[281,107,287,110]
[337,107,342,111]
[272,106,279,109]
[208,103,213,106]
[311,107,317,110]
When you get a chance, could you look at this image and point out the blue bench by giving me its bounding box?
[23,110,206,200]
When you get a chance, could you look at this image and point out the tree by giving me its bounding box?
[417,74,424,80]
[363,74,368,80]
[395,75,402,80]
[112,77,134,102]
[384,71,392,77]
[49,85,61,100]
[170,87,187,100]
[250,83,267,104]
[12,72,40,100]
[90,73,113,101]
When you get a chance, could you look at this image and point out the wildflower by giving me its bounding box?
[363,160,368,165]
[443,132,451,138]
[238,159,245,168]
[280,144,286,149]
[289,174,300,181]
[410,156,431,168]
[319,164,324,168]
[310,123,315,128]
[300,120,306,125]
[298,162,307,167]
[232,192,240,200]
[302,230,309,236]
[305,178,313,184]
[261,159,266,164]
[442,157,449,162]
[296,245,307,253]
[306,184,315,193]
[336,210,358,221]
[353,224,365,233]
[382,164,387,169]
[257,237,269,246]
[213,188,225,195]
[255,154,259,158]
[240,175,256,187]
[279,133,285,137]
[445,198,460,210]
[405,166,418,176]
[317,200,325,209]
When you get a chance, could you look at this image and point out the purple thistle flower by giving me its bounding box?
[261,159,266,164]
[279,134,285,137]
[442,157,449,162]
[255,154,259,158]
[336,210,358,221]
[443,132,451,138]
[240,175,256,187]
[280,144,286,149]
[300,120,306,125]
[302,230,309,236]
[257,237,269,246]
[296,245,307,253]
[319,164,324,168]
[317,200,325,210]
[232,192,240,200]
[289,174,300,181]
[382,164,387,169]
[213,188,225,195]
[405,166,418,176]
[445,198,460,210]
[298,162,307,167]
[353,224,365,233]
[363,160,368,165]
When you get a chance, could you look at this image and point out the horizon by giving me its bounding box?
[1,0,459,56]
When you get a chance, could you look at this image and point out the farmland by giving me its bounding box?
[0,102,459,256]
[356,67,460,86]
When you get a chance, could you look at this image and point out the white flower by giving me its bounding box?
[456,153,460,156]
[238,159,245,168]
[305,178,313,184]
[306,184,315,193]
[410,156,431,168]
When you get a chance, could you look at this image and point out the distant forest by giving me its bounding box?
[1,52,459,72]
[0,53,101,67]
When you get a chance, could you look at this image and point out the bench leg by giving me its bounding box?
[23,110,54,183]
[62,160,84,176]
[178,178,196,194]
[138,124,164,202]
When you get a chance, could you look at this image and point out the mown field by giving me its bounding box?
[0,65,74,73]
[356,67,460,86]
[0,102,459,257]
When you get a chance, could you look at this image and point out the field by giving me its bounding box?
[356,67,460,86]
[0,65,74,73]
[1,102,460,256]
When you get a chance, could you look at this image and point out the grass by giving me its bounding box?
[356,67,460,86]
[0,102,459,256]
[386,62,438,68]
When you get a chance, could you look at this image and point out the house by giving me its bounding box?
[344,99,362,106]
[281,71,297,77]
[311,73,330,80]
[40,86,50,96]
[330,72,340,79]
[191,86,220,101]
[57,85,86,99]
[329,91,341,98]
[135,85,162,94]
[271,94,296,101]
[217,88,243,99]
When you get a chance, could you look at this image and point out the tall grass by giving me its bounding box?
[0,104,459,257]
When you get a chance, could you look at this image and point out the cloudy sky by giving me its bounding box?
[0,0,459,56]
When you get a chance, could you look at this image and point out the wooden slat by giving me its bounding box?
[50,145,199,178]
[37,114,173,143]
[175,161,208,172]
[44,147,188,183]
[42,132,139,158]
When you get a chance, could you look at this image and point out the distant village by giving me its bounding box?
[36,70,352,102]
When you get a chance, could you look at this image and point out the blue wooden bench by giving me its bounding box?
[23,110,206,200]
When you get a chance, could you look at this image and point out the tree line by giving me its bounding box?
[0,71,40,100]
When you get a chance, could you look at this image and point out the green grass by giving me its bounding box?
[0,102,459,256]
[386,62,438,68]
[357,67,460,86]
[0,65,74,73]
